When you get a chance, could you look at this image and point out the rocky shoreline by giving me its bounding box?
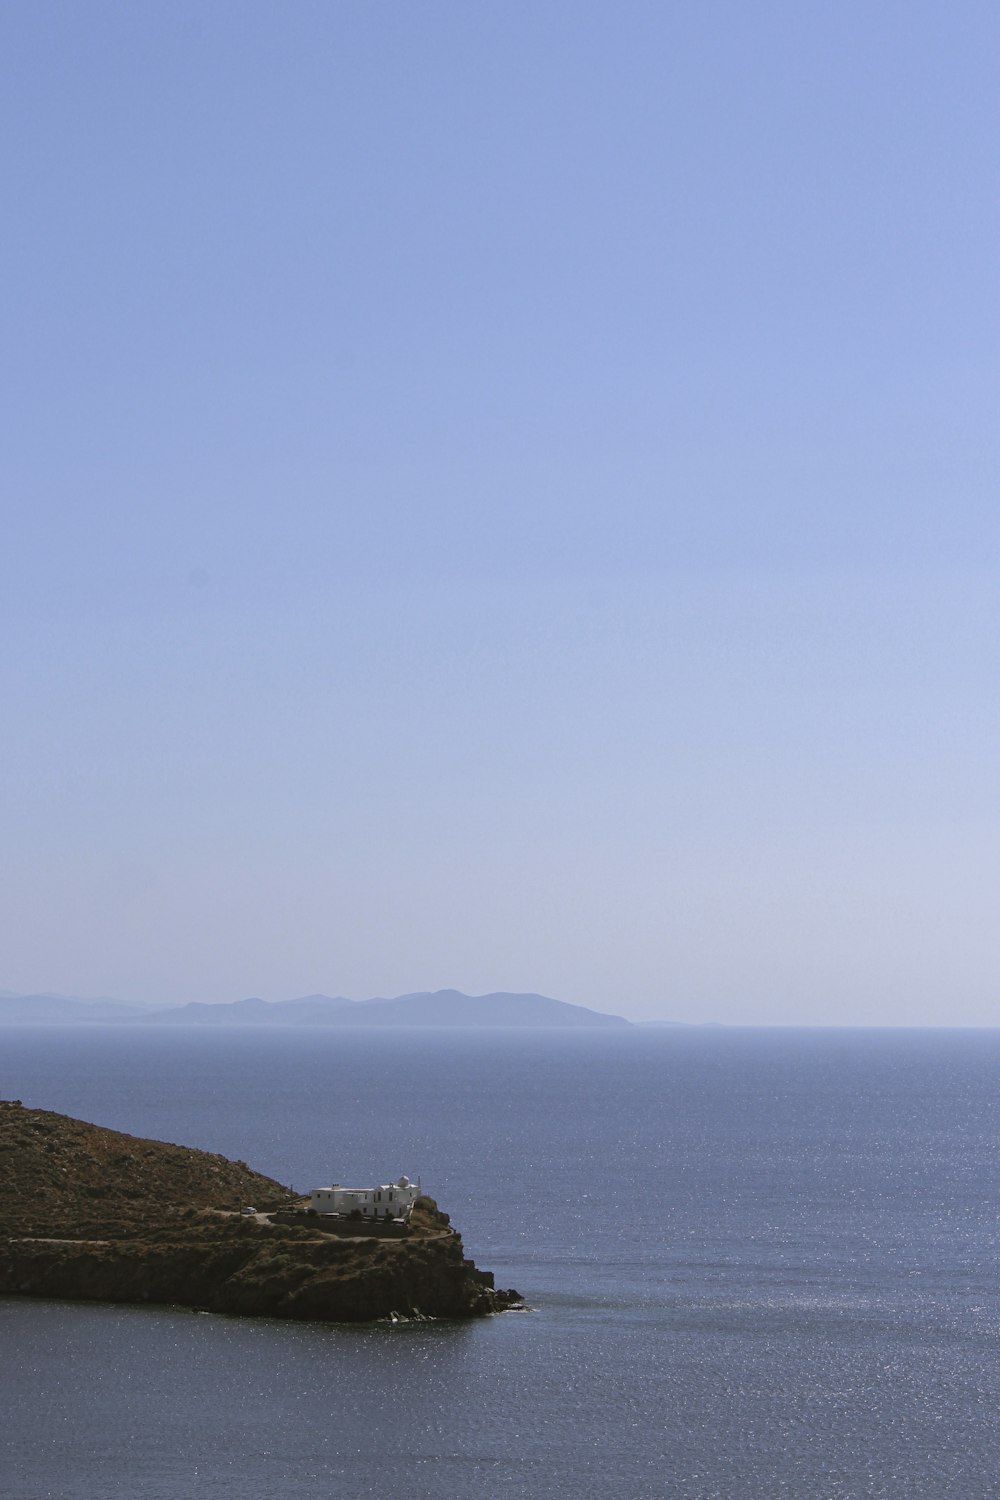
[0,1101,521,1322]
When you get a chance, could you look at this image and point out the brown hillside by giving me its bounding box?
[0,1100,295,1236]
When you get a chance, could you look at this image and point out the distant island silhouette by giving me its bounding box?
[0,988,631,1028]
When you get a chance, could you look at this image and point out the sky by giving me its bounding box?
[2,2,999,1025]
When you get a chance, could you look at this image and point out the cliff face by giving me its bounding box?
[0,1102,520,1321]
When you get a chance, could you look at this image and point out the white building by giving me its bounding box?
[309,1175,420,1219]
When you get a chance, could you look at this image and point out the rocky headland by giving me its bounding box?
[0,1100,521,1321]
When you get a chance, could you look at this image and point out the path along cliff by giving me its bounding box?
[0,1100,521,1321]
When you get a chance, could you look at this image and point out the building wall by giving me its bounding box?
[309,1179,420,1218]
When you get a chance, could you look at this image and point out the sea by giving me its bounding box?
[2,1024,1000,1500]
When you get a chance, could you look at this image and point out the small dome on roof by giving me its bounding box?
[397,1175,410,1188]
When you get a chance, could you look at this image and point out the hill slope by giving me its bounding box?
[0,1100,293,1236]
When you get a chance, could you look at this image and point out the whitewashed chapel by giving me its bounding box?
[309,1175,420,1219]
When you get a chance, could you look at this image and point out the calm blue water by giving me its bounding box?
[3,1025,1000,1499]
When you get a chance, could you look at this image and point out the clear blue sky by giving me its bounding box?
[3,2,999,1023]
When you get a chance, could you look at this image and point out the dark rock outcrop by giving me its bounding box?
[0,1102,521,1321]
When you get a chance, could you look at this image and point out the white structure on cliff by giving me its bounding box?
[309,1175,420,1219]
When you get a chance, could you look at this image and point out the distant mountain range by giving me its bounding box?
[0,989,630,1029]
[0,992,157,1024]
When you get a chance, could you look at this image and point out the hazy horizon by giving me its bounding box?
[8,983,1000,1032]
[4,4,1000,1026]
